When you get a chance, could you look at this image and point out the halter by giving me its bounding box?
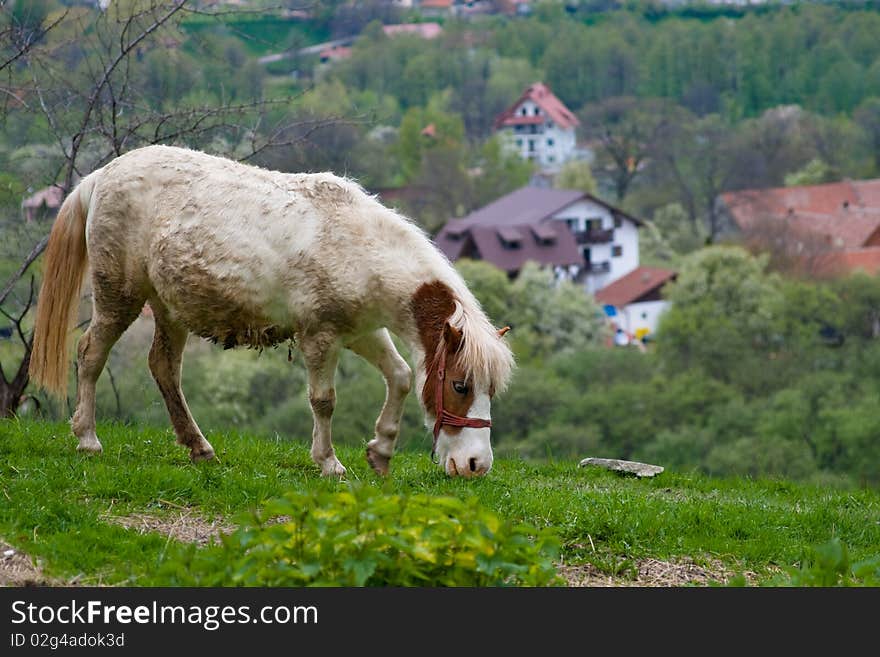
[430,343,491,463]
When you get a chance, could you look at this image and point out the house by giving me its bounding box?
[435,186,643,293]
[595,266,677,342]
[418,0,455,17]
[493,82,579,171]
[21,185,65,223]
[717,178,880,277]
[319,44,352,63]
[382,22,443,39]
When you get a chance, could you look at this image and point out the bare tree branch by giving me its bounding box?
[0,235,49,307]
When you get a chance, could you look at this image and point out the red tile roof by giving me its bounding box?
[720,179,880,249]
[811,248,880,278]
[494,82,580,131]
[595,267,677,307]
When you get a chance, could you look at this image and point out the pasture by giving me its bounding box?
[2,420,879,586]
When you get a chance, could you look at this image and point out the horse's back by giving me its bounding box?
[85,146,397,345]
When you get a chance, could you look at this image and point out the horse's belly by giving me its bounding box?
[148,229,297,349]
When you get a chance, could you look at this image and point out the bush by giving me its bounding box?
[161,487,562,587]
[774,539,880,587]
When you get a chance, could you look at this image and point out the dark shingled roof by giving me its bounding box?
[462,223,582,274]
[434,186,642,271]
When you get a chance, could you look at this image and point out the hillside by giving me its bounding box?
[1,421,878,586]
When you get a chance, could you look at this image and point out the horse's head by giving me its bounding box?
[425,323,511,478]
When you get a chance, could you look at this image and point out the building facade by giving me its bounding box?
[494,83,579,171]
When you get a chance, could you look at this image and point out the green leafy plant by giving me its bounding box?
[776,539,880,587]
[161,486,562,587]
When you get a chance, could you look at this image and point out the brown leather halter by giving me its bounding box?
[430,343,491,463]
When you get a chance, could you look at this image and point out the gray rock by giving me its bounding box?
[579,457,664,478]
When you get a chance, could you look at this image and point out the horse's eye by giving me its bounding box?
[452,380,469,395]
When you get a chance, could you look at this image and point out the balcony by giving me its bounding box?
[574,228,614,244]
[585,260,611,274]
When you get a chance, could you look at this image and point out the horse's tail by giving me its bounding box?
[29,175,97,399]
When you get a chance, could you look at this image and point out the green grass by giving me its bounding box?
[1,420,879,586]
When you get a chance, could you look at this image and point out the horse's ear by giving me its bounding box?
[444,321,463,351]
[497,326,511,338]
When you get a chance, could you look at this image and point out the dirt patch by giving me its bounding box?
[103,511,234,547]
[559,557,756,587]
[0,540,47,586]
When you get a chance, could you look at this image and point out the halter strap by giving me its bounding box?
[431,344,491,463]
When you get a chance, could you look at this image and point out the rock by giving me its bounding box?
[579,457,664,478]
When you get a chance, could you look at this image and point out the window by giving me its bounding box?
[612,245,623,257]
[533,106,540,116]
[548,156,555,163]
[613,215,622,228]
[547,138,554,147]
[586,218,602,231]
[641,312,648,320]
[516,139,523,147]
[562,217,578,230]
[520,107,528,116]
[528,139,535,152]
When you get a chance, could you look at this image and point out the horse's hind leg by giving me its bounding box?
[301,331,345,477]
[347,329,412,476]
[71,301,142,454]
[148,300,214,462]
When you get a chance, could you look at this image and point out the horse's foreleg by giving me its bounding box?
[71,310,137,454]
[347,329,412,476]
[148,302,214,462]
[302,333,345,477]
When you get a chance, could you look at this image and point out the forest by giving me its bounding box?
[3,0,880,487]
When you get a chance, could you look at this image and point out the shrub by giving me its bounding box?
[774,539,880,587]
[161,487,562,587]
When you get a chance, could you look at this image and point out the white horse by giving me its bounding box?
[29,145,514,477]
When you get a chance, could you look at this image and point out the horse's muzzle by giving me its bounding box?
[445,454,492,478]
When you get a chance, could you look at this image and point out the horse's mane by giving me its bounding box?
[332,175,515,394]
[445,290,515,394]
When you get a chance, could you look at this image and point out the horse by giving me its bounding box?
[28,145,514,478]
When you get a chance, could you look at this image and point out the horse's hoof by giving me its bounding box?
[190,447,216,462]
[76,441,103,455]
[320,459,347,478]
[366,446,390,476]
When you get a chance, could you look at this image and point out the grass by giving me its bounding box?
[1,419,879,586]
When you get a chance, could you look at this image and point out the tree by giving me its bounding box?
[0,1,341,417]
[657,246,783,391]
[554,160,597,195]
[579,97,673,203]
[470,136,533,210]
[655,113,743,243]
[855,97,880,172]
[509,262,608,357]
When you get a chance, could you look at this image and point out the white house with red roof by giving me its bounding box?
[595,266,677,342]
[494,82,579,170]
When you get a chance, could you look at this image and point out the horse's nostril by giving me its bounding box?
[469,457,477,472]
